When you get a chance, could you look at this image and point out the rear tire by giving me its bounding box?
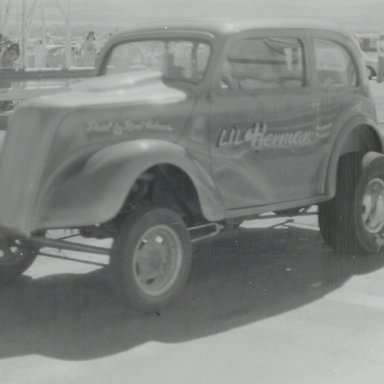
[319,154,384,254]
[110,206,192,313]
[355,157,384,253]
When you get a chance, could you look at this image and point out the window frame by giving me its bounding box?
[100,36,213,85]
[312,37,359,89]
[214,29,309,96]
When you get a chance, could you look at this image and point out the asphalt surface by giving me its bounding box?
[1,81,384,384]
[2,213,384,383]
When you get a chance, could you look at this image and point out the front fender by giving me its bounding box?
[33,140,225,231]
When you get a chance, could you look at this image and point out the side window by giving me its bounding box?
[314,39,357,86]
[221,36,305,91]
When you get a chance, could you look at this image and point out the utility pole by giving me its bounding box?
[65,0,71,68]
[54,0,72,68]
[0,0,3,34]
[21,0,27,68]
[20,0,42,68]
[40,0,45,42]
[1,0,11,36]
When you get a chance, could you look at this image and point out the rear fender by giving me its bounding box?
[33,140,225,230]
[325,117,383,198]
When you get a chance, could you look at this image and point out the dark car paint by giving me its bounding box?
[0,20,381,236]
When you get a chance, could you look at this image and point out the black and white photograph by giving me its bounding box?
[1,0,384,383]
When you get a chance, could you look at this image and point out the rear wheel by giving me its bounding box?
[110,206,192,313]
[355,158,384,252]
[319,154,384,254]
[0,236,38,286]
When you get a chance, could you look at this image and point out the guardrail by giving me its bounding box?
[0,67,94,81]
[0,67,94,101]
[0,67,95,130]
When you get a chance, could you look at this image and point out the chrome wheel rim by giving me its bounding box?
[361,178,384,234]
[132,225,182,296]
[0,237,28,266]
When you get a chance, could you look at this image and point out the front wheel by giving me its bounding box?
[110,207,192,313]
[0,236,38,286]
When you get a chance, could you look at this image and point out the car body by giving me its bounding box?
[0,18,379,234]
[0,19,383,311]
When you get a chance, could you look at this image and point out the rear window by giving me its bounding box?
[314,39,357,86]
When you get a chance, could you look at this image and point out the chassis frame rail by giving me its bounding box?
[32,236,111,255]
[29,222,225,258]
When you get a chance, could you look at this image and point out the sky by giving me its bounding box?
[2,0,384,36]
[68,0,384,32]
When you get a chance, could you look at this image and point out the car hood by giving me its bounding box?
[0,71,197,235]
[26,71,189,109]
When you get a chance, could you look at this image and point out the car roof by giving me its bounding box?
[115,18,353,39]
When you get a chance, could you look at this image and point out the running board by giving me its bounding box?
[188,223,223,243]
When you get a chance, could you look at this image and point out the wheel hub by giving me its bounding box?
[361,178,384,234]
[132,225,182,296]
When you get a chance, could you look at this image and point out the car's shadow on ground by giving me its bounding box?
[1,223,384,361]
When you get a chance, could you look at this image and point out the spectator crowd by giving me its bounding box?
[0,29,113,69]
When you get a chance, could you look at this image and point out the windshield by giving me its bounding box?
[103,38,211,84]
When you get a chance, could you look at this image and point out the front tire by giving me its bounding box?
[110,207,192,313]
[0,236,38,286]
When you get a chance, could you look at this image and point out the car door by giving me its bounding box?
[209,30,330,211]
[311,34,360,186]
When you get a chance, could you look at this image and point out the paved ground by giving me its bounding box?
[2,211,384,384]
[1,81,384,384]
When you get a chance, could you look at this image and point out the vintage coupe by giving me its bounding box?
[0,19,383,312]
